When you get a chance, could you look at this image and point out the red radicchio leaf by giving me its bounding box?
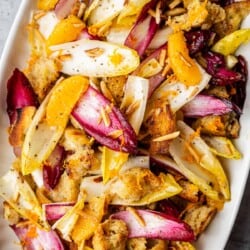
[184,30,215,55]
[54,0,77,19]
[229,55,248,110]
[203,51,244,86]
[11,224,65,250]
[72,86,137,153]
[124,0,160,56]
[43,145,65,189]
[111,209,195,241]
[6,68,38,124]
[158,199,180,218]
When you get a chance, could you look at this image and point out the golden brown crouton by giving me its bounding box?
[127,238,147,250]
[192,112,240,138]
[26,56,60,101]
[143,99,176,154]
[61,127,96,180]
[180,203,217,237]
[169,241,195,250]
[46,172,79,202]
[213,1,250,38]
[178,179,200,203]
[127,238,168,250]
[111,168,161,203]
[105,76,127,105]
[92,219,128,250]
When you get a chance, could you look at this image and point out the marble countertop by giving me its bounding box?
[0,1,250,249]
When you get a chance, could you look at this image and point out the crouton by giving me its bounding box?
[180,203,217,236]
[92,219,128,250]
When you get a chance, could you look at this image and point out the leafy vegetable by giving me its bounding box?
[72,86,137,153]
[6,68,38,124]
[50,39,140,77]
[21,76,88,175]
[182,94,241,117]
[112,209,195,241]
[212,28,250,55]
[12,223,65,250]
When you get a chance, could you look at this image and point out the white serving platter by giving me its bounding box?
[0,1,250,249]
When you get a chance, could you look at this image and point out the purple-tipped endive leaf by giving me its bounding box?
[72,86,137,153]
[111,209,195,241]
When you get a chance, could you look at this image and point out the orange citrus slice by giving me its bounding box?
[46,75,89,128]
[168,31,201,86]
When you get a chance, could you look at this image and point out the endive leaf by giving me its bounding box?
[101,146,129,183]
[202,136,241,159]
[50,39,140,77]
[169,137,221,201]
[177,120,230,200]
[52,198,85,241]
[21,76,89,175]
[0,169,48,228]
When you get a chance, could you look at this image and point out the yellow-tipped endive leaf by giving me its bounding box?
[0,168,48,228]
[21,76,89,175]
[177,120,230,200]
[87,0,125,28]
[101,146,128,184]
[117,0,151,23]
[81,172,182,206]
[169,137,221,201]
[202,136,242,159]
[50,39,140,77]
[126,173,182,206]
[52,198,86,241]
[212,29,250,56]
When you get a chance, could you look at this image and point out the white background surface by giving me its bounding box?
[0,1,250,250]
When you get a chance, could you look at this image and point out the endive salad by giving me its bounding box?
[1,0,250,249]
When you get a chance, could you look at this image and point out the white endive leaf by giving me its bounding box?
[50,39,140,77]
[87,0,125,26]
[150,64,211,113]
[0,169,48,228]
[121,76,149,134]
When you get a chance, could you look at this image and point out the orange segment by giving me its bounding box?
[46,76,89,127]
[37,0,59,10]
[46,15,85,48]
[168,31,201,86]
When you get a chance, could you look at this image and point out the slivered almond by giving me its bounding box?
[169,0,182,9]
[33,11,46,20]
[101,107,111,127]
[58,54,72,61]
[148,9,156,19]
[73,23,85,28]
[100,81,114,102]
[77,3,87,18]
[126,207,146,227]
[155,1,162,24]
[108,130,123,139]
[153,131,180,142]
[159,49,167,67]
[125,100,140,116]
[179,52,192,67]
[166,7,186,16]
[85,47,105,58]
[161,58,171,77]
